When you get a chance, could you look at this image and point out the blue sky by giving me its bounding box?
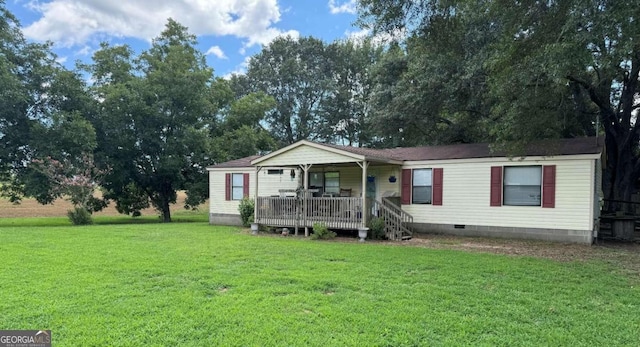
[6,0,367,77]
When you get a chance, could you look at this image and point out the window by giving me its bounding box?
[324,172,340,194]
[412,169,432,204]
[503,166,541,206]
[267,169,283,175]
[232,173,244,200]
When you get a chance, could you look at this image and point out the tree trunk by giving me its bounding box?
[160,199,171,223]
[602,135,638,215]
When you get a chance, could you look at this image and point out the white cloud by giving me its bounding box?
[75,45,93,56]
[205,45,227,59]
[239,28,299,54]
[55,55,67,64]
[346,28,370,42]
[328,0,357,14]
[22,0,297,52]
[223,55,252,79]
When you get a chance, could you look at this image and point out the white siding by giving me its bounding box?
[256,145,358,166]
[209,168,299,216]
[402,157,597,231]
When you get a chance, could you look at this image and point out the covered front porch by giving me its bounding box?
[256,194,363,230]
[250,141,414,240]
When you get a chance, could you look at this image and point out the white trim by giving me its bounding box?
[252,140,364,165]
[402,153,601,167]
[207,165,291,172]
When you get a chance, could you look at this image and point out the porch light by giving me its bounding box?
[290,169,296,179]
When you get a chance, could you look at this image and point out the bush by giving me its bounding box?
[67,207,93,225]
[238,197,255,227]
[310,222,336,240]
[368,217,386,240]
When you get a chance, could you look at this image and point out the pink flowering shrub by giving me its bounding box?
[31,154,109,224]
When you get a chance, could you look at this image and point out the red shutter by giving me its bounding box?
[542,165,556,208]
[490,166,502,207]
[225,173,231,201]
[432,168,443,206]
[243,173,250,198]
[401,169,412,205]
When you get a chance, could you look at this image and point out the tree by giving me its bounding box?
[246,36,334,145]
[322,39,383,146]
[0,1,100,205]
[364,1,502,147]
[88,19,215,222]
[359,0,638,214]
[213,91,277,162]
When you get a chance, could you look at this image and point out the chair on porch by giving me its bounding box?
[339,188,352,197]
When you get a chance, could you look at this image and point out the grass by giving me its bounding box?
[0,217,639,346]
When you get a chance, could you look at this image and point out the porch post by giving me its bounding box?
[359,160,369,229]
[254,166,261,225]
[300,164,312,237]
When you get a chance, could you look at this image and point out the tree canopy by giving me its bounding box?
[360,0,639,211]
[2,0,638,220]
[88,19,216,222]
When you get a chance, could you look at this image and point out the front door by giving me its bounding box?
[366,175,377,216]
[366,175,376,200]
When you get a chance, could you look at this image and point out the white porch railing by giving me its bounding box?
[255,196,362,230]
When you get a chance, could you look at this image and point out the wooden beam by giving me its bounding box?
[358,160,369,228]
[300,164,313,237]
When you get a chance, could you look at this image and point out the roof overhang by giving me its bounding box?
[251,140,402,166]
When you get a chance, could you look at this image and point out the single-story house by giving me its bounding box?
[207,137,603,244]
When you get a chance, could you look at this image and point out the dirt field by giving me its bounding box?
[0,191,191,218]
[403,233,640,276]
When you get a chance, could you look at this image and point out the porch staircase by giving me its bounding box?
[371,198,414,241]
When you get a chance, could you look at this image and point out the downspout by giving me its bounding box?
[254,166,261,226]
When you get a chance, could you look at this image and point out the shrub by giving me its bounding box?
[67,207,93,225]
[310,222,336,240]
[368,217,386,240]
[238,197,255,227]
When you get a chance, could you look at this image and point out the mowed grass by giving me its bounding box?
[1,217,639,346]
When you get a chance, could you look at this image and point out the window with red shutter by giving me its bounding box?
[243,173,250,198]
[542,165,556,208]
[432,168,443,206]
[490,166,502,206]
[225,173,231,201]
[503,166,542,206]
[401,169,412,205]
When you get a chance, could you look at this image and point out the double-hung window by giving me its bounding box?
[324,172,340,195]
[231,173,244,200]
[503,166,541,206]
[412,169,432,204]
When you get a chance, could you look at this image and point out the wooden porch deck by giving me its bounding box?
[256,196,363,230]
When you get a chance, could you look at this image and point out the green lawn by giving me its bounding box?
[0,217,639,346]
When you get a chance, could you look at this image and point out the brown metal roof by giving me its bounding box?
[383,137,603,161]
[321,143,404,161]
[207,155,261,168]
[209,137,602,168]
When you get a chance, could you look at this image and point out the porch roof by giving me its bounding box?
[251,140,403,167]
